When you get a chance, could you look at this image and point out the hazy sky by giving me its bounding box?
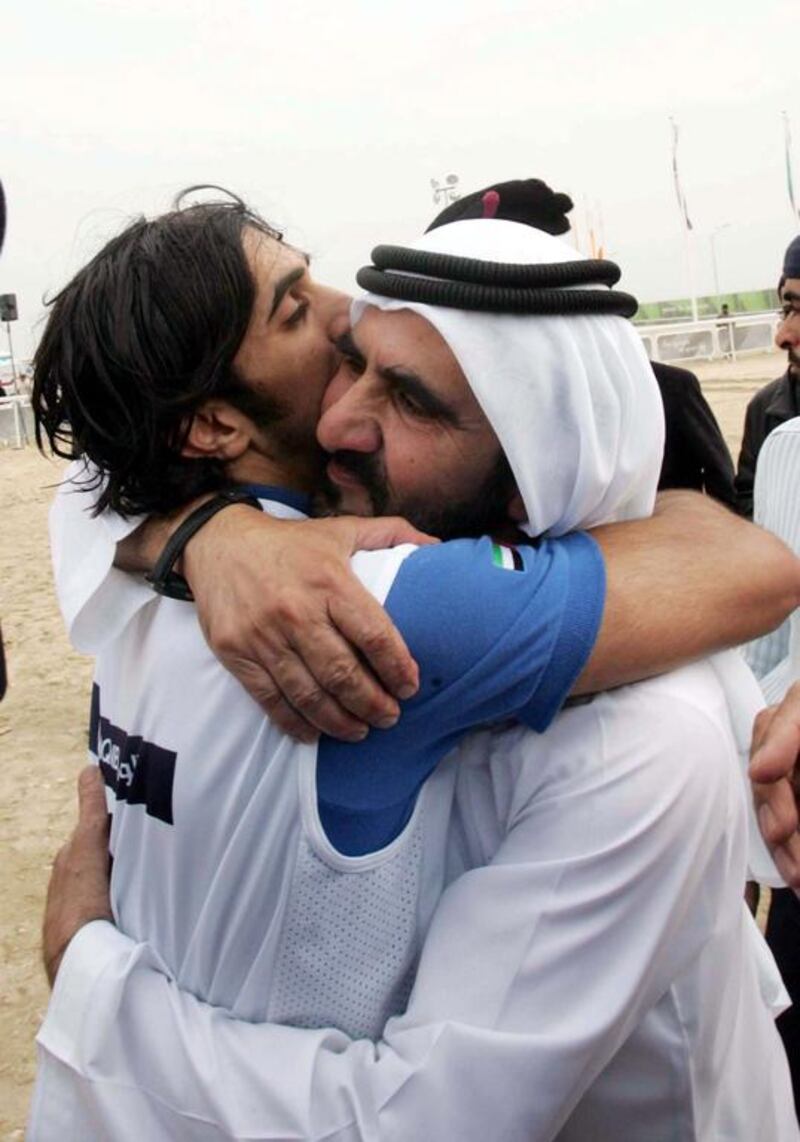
[3,0,798,359]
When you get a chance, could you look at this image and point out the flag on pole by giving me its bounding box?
[670,117,693,232]
[783,111,799,221]
[582,196,604,258]
[596,200,606,260]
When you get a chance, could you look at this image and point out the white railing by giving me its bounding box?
[638,313,780,365]
[0,395,33,448]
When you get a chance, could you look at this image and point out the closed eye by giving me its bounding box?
[341,353,366,376]
[285,299,309,328]
[395,388,429,417]
[382,367,460,426]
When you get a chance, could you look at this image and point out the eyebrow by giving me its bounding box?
[382,365,461,425]
[337,331,460,425]
[268,259,309,321]
[782,290,800,305]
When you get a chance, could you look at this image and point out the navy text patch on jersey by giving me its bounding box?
[89,683,177,825]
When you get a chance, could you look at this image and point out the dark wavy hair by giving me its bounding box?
[33,187,282,516]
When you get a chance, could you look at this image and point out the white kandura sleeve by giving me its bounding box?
[50,461,150,653]
[35,679,741,1142]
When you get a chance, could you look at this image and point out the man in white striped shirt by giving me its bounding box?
[746,235,800,689]
[745,232,800,1120]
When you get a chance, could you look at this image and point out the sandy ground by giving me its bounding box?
[0,349,788,1135]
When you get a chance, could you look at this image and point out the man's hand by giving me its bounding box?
[183,508,436,743]
[42,767,113,987]
[750,682,800,889]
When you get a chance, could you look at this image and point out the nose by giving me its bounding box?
[317,368,382,455]
[316,285,352,341]
[777,310,800,351]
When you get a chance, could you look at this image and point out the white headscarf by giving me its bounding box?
[351,218,665,536]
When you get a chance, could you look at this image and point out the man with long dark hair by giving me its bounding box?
[30,189,799,1139]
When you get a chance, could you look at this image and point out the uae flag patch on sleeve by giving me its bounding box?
[491,542,523,572]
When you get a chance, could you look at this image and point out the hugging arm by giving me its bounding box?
[173,489,800,700]
[50,463,430,742]
[574,489,800,694]
[51,472,800,730]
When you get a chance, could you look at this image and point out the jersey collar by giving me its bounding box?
[238,483,312,515]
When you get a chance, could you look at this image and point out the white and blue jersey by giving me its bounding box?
[33,476,797,1142]
[86,484,603,1039]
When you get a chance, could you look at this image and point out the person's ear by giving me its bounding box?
[181,400,252,461]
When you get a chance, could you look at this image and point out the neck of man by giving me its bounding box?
[224,447,321,497]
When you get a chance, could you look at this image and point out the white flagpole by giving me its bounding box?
[670,117,699,322]
[685,233,699,324]
[783,111,799,222]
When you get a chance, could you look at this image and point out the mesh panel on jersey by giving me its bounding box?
[268,819,424,1040]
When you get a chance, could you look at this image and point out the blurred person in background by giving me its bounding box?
[744,233,800,1118]
[735,236,800,517]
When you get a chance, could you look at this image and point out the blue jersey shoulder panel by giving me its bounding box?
[318,531,604,855]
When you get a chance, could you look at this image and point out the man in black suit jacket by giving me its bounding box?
[735,370,799,518]
[652,361,736,507]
